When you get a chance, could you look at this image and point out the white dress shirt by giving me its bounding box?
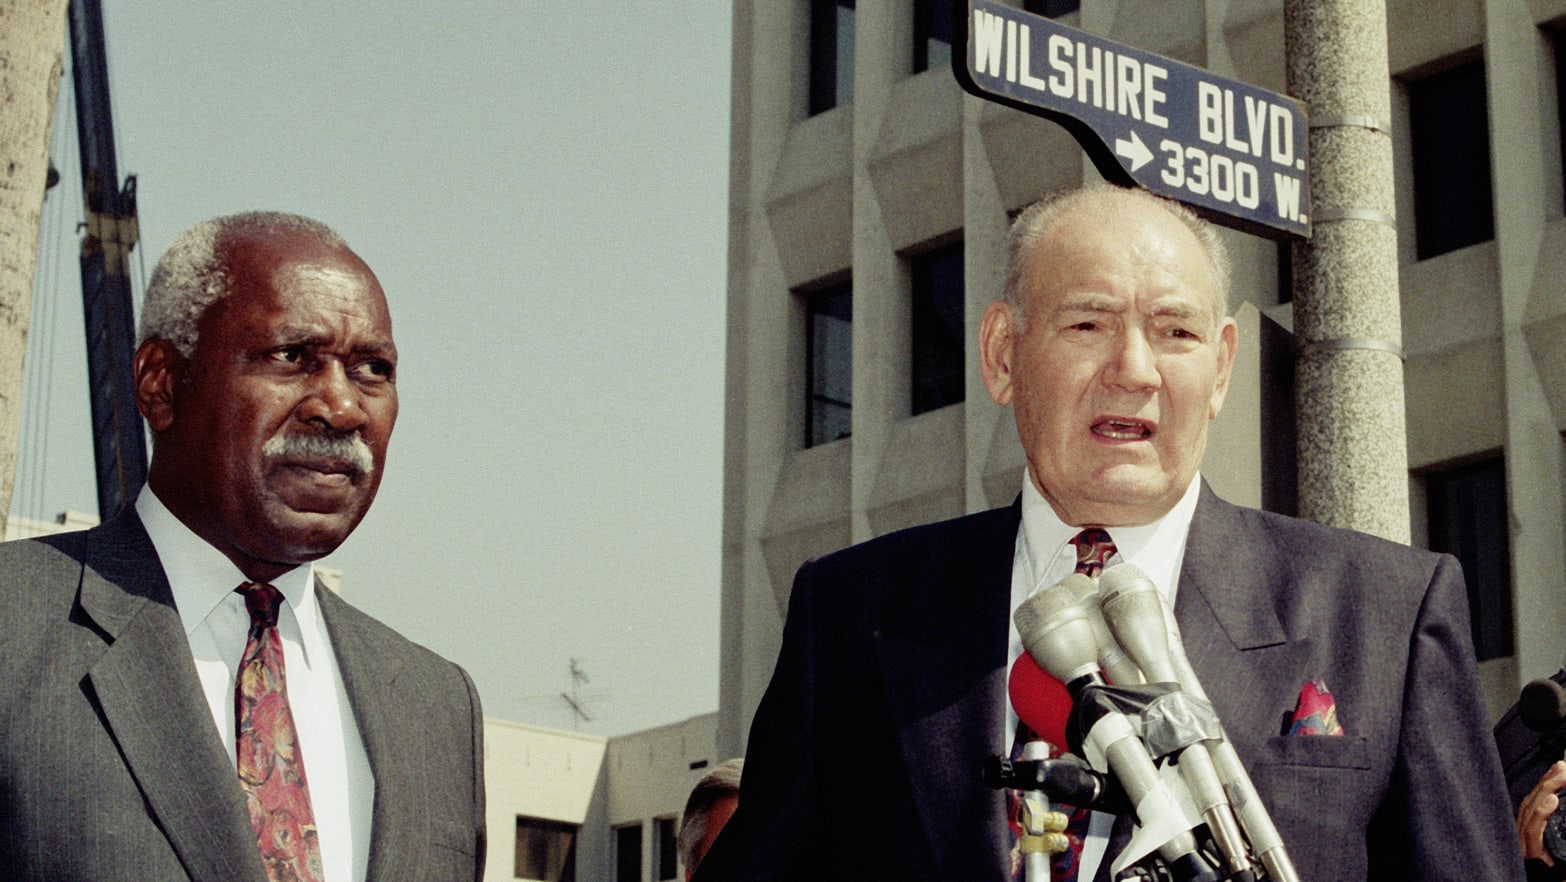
[1005,472,1202,880]
[136,487,374,882]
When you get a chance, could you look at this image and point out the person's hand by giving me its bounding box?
[1520,761,1566,864]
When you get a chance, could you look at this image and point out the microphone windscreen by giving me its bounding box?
[1521,678,1566,733]
[1008,652,1073,749]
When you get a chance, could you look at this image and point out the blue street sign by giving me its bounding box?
[954,0,1311,239]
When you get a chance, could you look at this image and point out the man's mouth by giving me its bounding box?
[279,457,359,483]
[1092,417,1153,441]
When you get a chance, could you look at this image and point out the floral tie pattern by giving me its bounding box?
[235,583,323,882]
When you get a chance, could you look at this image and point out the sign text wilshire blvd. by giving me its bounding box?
[955,0,1311,239]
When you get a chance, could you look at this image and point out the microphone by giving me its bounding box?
[1063,574,1145,687]
[1015,574,1215,879]
[1099,563,1298,882]
[1008,652,1073,751]
[1522,678,1566,734]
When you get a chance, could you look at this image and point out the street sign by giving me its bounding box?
[953,0,1311,240]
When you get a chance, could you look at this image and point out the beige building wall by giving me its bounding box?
[720,0,1566,756]
[483,720,608,882]
[482,714,722,882]
[606,712,726,882]
[3,509,98,540]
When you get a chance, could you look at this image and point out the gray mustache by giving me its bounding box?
[262,433,374,475]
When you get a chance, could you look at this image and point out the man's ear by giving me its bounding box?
[133,339,183,432]
[1207,316,1239,421]
[979,300,1018,406]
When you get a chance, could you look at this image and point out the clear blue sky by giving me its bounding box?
[14,2,733,736]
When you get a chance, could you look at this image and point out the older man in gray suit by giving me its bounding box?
[0,212,485,881]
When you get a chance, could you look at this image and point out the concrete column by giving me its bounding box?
[1285,0,1410,542]
[847,4,904,545]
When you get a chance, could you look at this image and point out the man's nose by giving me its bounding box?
[1105,329,1160,391]
[297,361,368,430]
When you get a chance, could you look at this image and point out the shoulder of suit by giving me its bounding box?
[1218,498,1448,576]
[801,504,1017,574]
[315,586,470,673]
[0,528,91,606]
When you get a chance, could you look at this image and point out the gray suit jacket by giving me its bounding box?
[697,485,1523,881]
[0,509,487,881]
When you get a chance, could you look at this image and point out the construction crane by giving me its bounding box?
[66,0,146,520]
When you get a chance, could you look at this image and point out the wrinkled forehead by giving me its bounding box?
[1026,195,1223,319]
[218,230,391,321]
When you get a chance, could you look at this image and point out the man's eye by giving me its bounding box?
[354,360,395,381]
[271,346,306,363]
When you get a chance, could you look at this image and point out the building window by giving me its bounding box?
[1023,0,1081,16]
[1277,239,1294,305]
[805,282,853,447]
[1408,58,1494,259]
[1426,457,1513,661]
[913,0,953,74]
[515,816,578,882]
[1554,31,1566,214]
[809,0,855,114]
[653,816,678,881]
[911,242,965,415]
[615,823,643,882]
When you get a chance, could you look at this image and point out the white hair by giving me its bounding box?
[1002,183,1232,327]
[138,211,346,357]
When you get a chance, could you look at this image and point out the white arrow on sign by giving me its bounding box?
[1114,130,1153,172]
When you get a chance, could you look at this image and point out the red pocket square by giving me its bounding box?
[1288,678,1344,736]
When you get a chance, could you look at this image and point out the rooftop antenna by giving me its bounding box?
[560,658,594,729]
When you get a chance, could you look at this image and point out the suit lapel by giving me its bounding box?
[875,504,1019,881]
[79,512,265,882]
[1175,486,1304,744]
[319,587,422,880]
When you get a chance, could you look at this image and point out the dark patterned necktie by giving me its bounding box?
[1010,530,1119,881]
[235,582,324,882]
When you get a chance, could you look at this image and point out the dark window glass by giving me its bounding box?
[515,816,578,882]
[1023,0,1081,16]
[1427,457,1513,661]
[1277,239,1293,305]
[911,242,965,414]
[809,0,856,114]
[615,824,643,882]
[1555,32,1566,214]
[914,0,953,74]
[654,817,678,880]
[806,282,853,447]
[1409,59,1494,259]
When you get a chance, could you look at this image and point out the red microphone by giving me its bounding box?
[1008,651,1074,749]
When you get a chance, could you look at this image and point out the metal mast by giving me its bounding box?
[67,0,145,519]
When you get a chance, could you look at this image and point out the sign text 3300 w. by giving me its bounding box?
[1158,139,1261,210]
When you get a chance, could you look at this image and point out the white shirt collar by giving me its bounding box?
[1016,471,1203,603]
[135,485,320,663]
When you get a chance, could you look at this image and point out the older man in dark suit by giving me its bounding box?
[0,212,485,881]
[696,184,1522,881]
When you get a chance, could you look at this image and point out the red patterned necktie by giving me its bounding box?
[235,582,324,882]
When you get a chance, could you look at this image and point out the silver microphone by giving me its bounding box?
[1015,573,1211,875]
[1099,563,1298,882]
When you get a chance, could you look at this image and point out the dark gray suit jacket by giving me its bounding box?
[697,485,1523,881]
[0,509,487,881]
